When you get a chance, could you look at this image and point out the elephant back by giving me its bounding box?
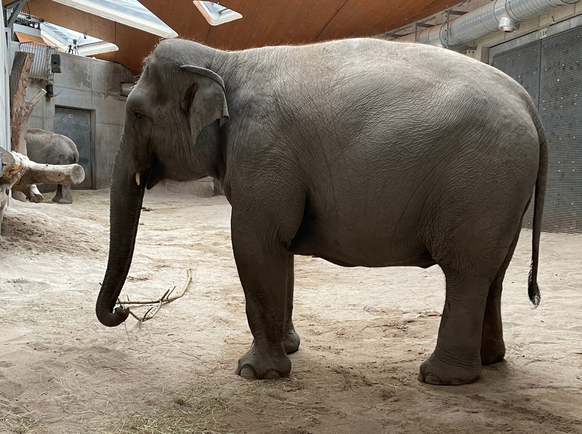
[25,128,79,165]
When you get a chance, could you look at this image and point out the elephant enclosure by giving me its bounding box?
[0,188,581,434]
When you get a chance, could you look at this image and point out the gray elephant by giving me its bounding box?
[26,128,80,204]
[95,38,547,386]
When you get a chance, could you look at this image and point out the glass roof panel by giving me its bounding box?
[193,1,243,26]
[84,0,169,28]
[50,0,178,38]
[41,21,103,49]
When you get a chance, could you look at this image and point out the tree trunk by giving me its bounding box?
[10,51,34,154]
[9,52,47,155]
[3,51,50,225]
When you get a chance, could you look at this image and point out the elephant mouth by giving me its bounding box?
[135,158,163,190]
[145,166,164,189]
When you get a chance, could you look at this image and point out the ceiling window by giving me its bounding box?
[50,0,178,38]
[193,2,242,26]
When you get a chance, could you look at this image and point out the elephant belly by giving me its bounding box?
[289,236,436,268]
[287,214,435,268]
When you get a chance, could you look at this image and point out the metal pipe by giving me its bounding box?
[400,0,581,47]
[4,0,28,28]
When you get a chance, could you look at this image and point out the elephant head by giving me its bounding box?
[96,41,229,326]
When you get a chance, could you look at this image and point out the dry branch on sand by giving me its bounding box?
[117,269,194,322]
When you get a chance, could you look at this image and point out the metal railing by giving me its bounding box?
[18,41,58,81]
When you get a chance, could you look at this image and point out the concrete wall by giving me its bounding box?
[1,20,10,151]
[11,42,133,189]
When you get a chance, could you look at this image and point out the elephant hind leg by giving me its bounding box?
[480,227,522,365]
[52,185,73,204]
[419,224,523,384]
[420,229,519,384]
[480,279,505,366]
[418,270,490,385]
[284,254,301,354]
[52,184,63,203]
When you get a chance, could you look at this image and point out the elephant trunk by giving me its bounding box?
[96,144,147,327]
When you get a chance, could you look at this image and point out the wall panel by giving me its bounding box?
[493,25,582,233]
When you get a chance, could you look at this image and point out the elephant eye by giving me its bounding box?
[134,111,143,119]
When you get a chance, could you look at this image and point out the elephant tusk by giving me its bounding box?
[135,172,141,186]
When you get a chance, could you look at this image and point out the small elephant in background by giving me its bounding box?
[25,128,80,204]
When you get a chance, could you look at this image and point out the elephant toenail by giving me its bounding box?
[264,370,281,379]
[239,367,257,379]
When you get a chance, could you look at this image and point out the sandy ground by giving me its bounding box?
[0,186,581,434]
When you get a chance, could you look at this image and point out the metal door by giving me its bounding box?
[54,107,92,189]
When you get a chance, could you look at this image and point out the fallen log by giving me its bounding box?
[17,159,85,186]
[0,147,85,233]
[1,148,85,187]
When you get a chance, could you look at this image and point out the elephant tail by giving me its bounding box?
[528,113,548,308]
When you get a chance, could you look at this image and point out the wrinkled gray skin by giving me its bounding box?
[96,38,547,385]
[26,128,80,204]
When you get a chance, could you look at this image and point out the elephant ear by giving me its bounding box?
[180,65,229,141]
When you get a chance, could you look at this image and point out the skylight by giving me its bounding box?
[41,21,118,56]
[50,0,178,38]
[193,2,242,26]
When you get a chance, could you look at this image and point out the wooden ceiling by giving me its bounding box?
[5,0,453,72]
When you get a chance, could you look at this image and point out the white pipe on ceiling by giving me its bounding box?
[399,0,581,47]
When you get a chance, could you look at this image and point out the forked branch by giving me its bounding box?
[117,269,193,322]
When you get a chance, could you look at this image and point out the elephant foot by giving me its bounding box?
[235,343,291,380]
[12,191,28,202]
[481,340,505,366]
[29,193,43,203]
[284,328,300,354]
[418,352,481,385]
[53,196,73,204]
[52,185,73,204]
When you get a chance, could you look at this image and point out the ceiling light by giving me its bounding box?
[193,2,242,26]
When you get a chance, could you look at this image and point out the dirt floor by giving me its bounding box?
[0,186,581,434]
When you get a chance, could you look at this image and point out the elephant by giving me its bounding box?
[25,128,80,204]
[95,37,547,386]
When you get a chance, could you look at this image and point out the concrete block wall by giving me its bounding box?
[13,43,134,189]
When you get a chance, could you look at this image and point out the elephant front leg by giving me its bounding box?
[232,234,294,379]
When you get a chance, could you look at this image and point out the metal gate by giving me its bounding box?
[18,42,58,81]
[54,107,93,189]
[492,24,582,233]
